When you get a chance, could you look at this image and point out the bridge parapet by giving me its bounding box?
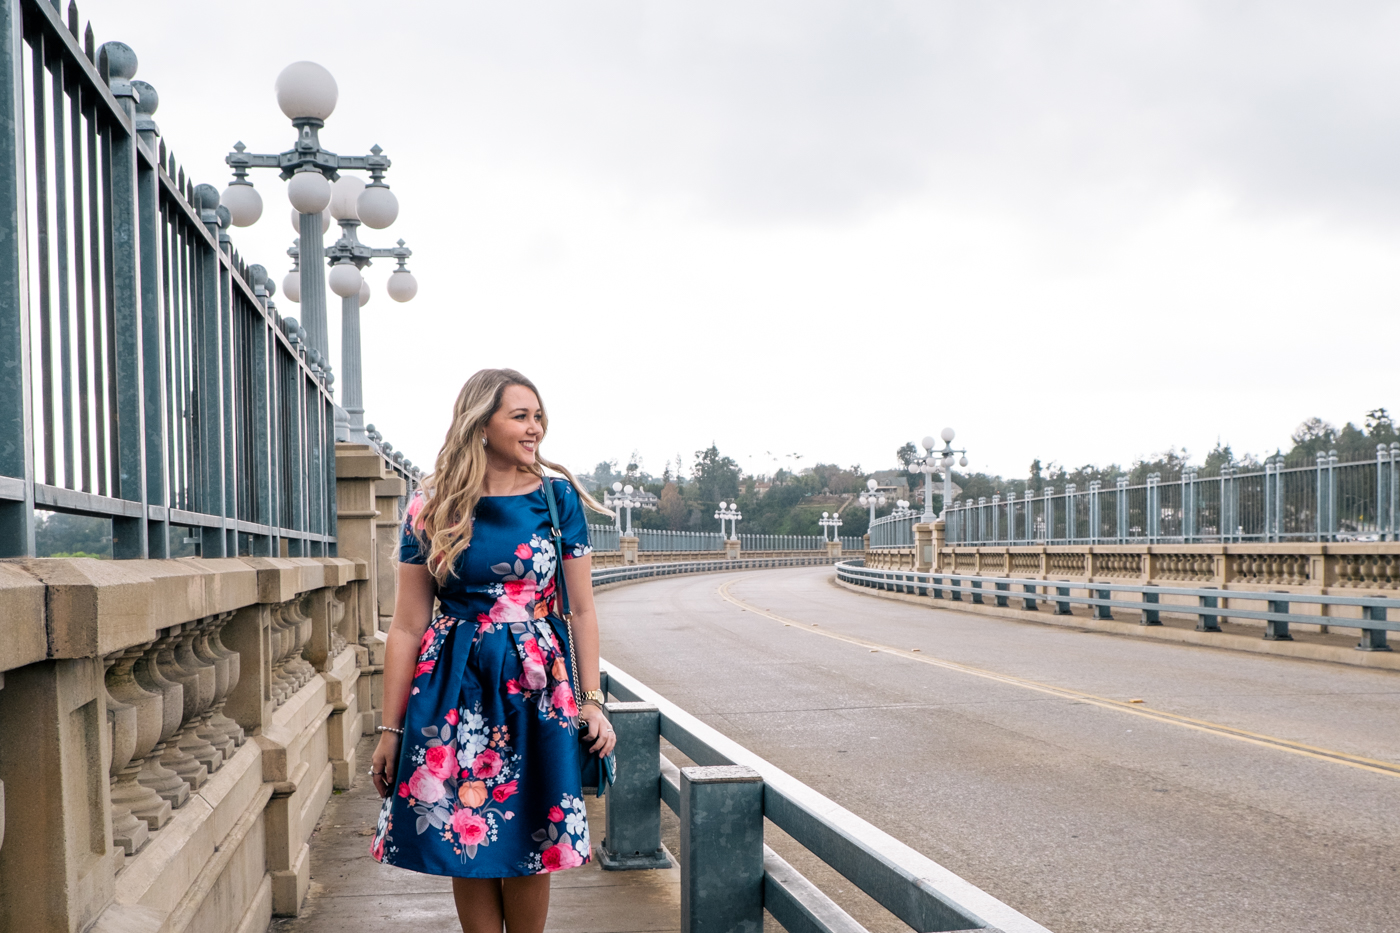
[0,552,373,933]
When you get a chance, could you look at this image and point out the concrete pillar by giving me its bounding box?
[0,659,120,933]
[913,523,933,571]
[680,765,763,933]
[825,539,843,559]
[931,520,946,571]
[334,444,386,649]
[620,536,640,565]
[724,538,741,561]
[374,474,407,627]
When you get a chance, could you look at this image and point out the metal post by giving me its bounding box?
[1044,486,1054,544]
[1141,586,1160,625]
[599,702,671,870]
[135,95,169,557]
[1007,491,1017,542]
[1264,458,1275,543]
[1116,477,1128,542]
[0,0,35,557]
[1197,588,1221,631]
[105,47,150,558]
[1065,484,1076,542]
[196,188,227,556]
[1391,443,1400,541]
[340,283,366,442]
[1092,588,1112,620]
[1328,449,1338,540]
[680,766,763,933]
[1377,445,1388,542]
[1265,593,1293,641]
[1053,583,1071,615]
[1358,605,1391,652]
[1315,451,1326,542]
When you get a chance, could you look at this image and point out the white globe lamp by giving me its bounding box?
[941,427,955,443]
[357,184,399,229]
[386,269,418,302]
[287,171,331,214]
[275,61,338,121]
[221,183,262,226]
[329,175,364,221]
[328,259,361,298]
[922,435,936,452]
[281,271,301,302]
[358,278,370,307]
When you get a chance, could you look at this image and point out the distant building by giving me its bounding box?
[753,481,772,497]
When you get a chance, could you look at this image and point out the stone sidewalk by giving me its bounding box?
[270,736,680,933]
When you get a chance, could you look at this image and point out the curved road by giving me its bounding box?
[595,566,1400,933]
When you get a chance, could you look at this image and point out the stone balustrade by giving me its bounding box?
[862,522,1400,627]
[0,442,409,933]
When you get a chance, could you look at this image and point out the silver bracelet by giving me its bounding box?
[376,725,404,736]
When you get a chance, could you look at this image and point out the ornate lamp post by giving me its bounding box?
[819,510,843,542]
[858,479,887,527]
[892,499,915,519]
[714,501,742,539]
[220,61,402,365]
[286,205,418,442]
[907,431,968,523]
[611,482,641,536]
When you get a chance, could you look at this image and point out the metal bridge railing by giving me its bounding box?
[589,525,841,552]
[836,560,1397,650]
[0,1,347,559]
[939,448,1400,547]
[591,553,842,586]
[598,659,1052,933]
[869,512,917,548]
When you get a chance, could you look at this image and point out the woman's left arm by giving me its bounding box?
[562,554,615,755]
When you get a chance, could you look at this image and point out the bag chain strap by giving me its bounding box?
[540,478,584,722]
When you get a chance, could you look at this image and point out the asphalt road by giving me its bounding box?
[595,566,1400,933]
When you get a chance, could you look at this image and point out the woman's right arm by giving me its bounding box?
[371,562,437,798]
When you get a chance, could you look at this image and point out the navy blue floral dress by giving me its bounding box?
[370,478,593,877]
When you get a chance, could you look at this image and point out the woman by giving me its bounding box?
[368,368,616,933]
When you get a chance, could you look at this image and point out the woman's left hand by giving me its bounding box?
[578,704,616,756]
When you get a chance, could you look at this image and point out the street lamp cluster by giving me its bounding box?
[818,510,843,542]
[907,428,968,523]
[858,478,886,527]
[611,483,641,536]
[714,501,742,540]
[221,61,419,445]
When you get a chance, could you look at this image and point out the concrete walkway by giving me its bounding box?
[270,735,680,933]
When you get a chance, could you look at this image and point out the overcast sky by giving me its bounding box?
[85,1,1400,480]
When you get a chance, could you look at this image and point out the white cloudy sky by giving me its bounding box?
[87,1,1400,480]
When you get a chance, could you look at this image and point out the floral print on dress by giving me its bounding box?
[374,478,592,878]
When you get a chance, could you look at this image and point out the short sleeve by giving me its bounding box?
[398,490,428,565]
[554,479,592,559]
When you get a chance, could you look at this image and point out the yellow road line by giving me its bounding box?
[717,578,1400,779]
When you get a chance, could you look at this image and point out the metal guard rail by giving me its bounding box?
[601,660,1051,933]
[592,554,840,587]
[835,561,1397,649]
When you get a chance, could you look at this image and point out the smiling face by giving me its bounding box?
[483,383,544,469]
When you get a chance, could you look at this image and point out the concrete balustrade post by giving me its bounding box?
[106,646,173,830]
[103,654,151,857]
[132,640,191,808]
[192,615,235,761]
[599,702,671,870]
[170,624,222,775]
[155,629,210,789]
[680,765,764,933]
[202,612,247,750]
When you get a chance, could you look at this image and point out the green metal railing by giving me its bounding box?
[0,0,342,558]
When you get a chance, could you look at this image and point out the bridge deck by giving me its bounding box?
[269,735,680,933]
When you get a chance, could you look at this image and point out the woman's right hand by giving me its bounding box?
[371,732,402,799]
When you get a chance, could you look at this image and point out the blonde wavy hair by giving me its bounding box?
[415,368,610,582]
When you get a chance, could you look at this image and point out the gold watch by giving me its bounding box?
[579,689,605,708]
